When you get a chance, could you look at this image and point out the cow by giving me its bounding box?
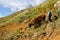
[28,14,46,29]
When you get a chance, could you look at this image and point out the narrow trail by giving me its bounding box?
[50,35,60,40]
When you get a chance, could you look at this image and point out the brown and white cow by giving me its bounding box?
[28,14,46,29]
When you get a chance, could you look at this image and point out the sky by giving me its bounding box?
[0,0,46,17]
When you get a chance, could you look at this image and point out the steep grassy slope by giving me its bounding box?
[0,0,60,40]
[0,9,28,24]
[0,0,58,26]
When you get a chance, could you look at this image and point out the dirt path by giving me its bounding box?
[50,35,60,40]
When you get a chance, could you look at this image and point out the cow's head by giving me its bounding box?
[28,22,34,28]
